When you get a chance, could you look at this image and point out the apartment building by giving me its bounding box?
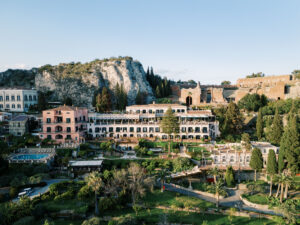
[211,142,279,168]
[9,115,29,136]
[88,104,220,140]
[0,88,38,112]
[40,105,88,144]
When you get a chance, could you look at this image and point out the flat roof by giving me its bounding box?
[127,104,185,108]
[11,115,28,121]
[69,160,103,167]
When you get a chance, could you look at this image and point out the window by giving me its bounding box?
[137,127,141,132]
[95,128,100,133]
[17,123,20,127]
[47,118,51,123]
[66,118,71,123]
[0,104,2,108]
[0,96,2,101]
[149,127,154,132]
[12,104,15,108]
[155,127,160,132]
[143,127,147,132]
[47,135,52,139]
[11,96,15,101]
[24,95,28,101]
[29,95,32,101]
[181,127,186,132]
[109,127,113,132]
[33,95,37,101]
[195,127,200,133]
[142,110,146,113]
[246,156,250,162]
[149,109,152,113]
[67,127,71,132]
[17,95,20,101]
[122,127,127,132]
[230,156,234,162]
[130,127,134,132]
[6,96,9,101]
[222,156,226,162]
[116,127,120,132]
[25,104,28,108]
[66,135,71,139]
[17,104,21,108]
[202,127,208,133]
[188,127,193,132]
[6,104,9,108]
[102,127,107,132]
[47,127,51,132]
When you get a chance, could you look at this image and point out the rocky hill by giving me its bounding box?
[0,57,154,107]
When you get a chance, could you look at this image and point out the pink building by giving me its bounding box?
[40,105,88,144]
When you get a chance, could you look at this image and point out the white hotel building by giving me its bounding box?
[0,88,38,112]
[88,104,220,140]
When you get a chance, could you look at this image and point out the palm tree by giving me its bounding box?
[86,171,104,215]
[157,169,168,192]
[274,174,286,202]
[211,179,226,208]
[208,167,221,184]
[283,176,293,199]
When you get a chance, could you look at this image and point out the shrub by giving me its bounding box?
[81,217,101,225]
[13,216,35,225]
[77,185,93,200]
[32,204,46,219]
[99,197,117,211]
[10,187,18,198]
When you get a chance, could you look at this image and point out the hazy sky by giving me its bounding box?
[1,0,300,84]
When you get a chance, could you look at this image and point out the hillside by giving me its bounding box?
[0,57,154,107]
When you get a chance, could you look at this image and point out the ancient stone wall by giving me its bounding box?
[179,83,201,106]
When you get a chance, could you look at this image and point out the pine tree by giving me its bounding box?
[160,107,180,154]
[250,148,263,182]
[267,149,277,196]
[256,108,263,140]
[225,166,235,187]
[37,92,47,111]
[223,102,244,136]
[268,107,283,146]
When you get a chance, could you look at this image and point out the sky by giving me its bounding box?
[1,0,300,84]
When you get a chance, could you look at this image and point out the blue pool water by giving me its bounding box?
[13,154,49,160]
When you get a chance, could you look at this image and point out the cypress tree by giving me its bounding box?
[241,133,252,151]
[223,102,244,135]
[266,149,277,196]
[256,108,263,140]
[101,87,111,112]
[225,166,235,187]
[250,148,263,182]
[279,114,300,174]
[155,86,161,98]
[37,92,47,111]
[268,107,283,146]
[95,93,102,112]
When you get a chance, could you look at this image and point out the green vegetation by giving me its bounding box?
[160,107,180,153]
[267,108,283,146]
[242,193,269,205]
[225,166,235,187]
[146,67,172,98]
[246,72,265,78]
[250,148,263,182]
[238,93,268,112]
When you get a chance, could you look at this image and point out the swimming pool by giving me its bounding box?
[12,154,49,160]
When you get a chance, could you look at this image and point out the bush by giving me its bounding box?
[77,185,93,200]
[10,187,18,198]
[99,197,117,211]
[13,216,35,225]
[32,204,46,219]
[82,217,101,225]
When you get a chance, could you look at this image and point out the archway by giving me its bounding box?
[186,96,192,107]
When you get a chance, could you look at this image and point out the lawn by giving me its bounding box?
[142,189,216,209]
[243,193,269,205]
[103,207,276,225]
[39,199,89,214]
[34,218,84,225]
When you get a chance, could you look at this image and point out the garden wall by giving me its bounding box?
[239,194,269,210]
[168,183,224,200]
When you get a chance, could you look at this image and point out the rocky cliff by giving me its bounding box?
[0,57,154,107]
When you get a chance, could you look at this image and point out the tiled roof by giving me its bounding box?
[11,115,28,121]
[46,105,87,111]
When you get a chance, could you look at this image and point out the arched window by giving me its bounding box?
[29,95,32,101]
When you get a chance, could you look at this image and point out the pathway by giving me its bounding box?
[164,183,281,216]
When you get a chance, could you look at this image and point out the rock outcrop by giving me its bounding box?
[0,57,154,107]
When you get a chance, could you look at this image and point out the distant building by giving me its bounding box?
[9,115,29,136]
[0,112,12,122]
[88,103,220,140]
[40,105,88,143]
[0,88,38,112]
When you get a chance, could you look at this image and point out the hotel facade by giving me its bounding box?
[88,104,220,140]
[0,88,38,112]
[40,105,88,143]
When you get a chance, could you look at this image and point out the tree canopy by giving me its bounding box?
[238,93,268,112]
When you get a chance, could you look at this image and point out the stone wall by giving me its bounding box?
[179,83,201,106]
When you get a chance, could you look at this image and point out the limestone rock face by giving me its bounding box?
[0,58,154,107]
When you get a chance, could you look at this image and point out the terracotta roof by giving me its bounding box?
[127,104,185,108]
